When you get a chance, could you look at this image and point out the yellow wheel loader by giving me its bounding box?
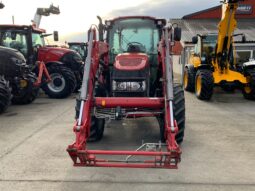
[184,0,255,100]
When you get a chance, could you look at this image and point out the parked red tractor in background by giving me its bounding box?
[67,16,185,169]
[68,42,87,60]
[0,5,83,98]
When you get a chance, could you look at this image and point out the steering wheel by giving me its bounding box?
[33,44,42,48]
[127,42,146,53]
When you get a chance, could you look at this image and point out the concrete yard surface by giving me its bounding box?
[0,91,255,191]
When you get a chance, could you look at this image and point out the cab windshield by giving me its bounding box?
[0,30,28,56]
[32,33,45,47]
[108,18,159,55]
[201,35,217,56]
[69,44,85,58]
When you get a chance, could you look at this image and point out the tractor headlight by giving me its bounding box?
[141,81,146,91]
[112,80,117,91]
[117,82,127,91]
[112,81,146,91]
[129,82,140,91]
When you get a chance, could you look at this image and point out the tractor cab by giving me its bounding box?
[105,17,166,97]
[0,25,50,65]
[0,24,84,99]
[68,42,87,60]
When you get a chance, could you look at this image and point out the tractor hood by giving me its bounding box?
[37,46,73,63]
[0,46,28,77]
[114,53,148,71]
[0,46,26,62]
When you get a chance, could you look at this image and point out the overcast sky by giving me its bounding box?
[0,0,219,42]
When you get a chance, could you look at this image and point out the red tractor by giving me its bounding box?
[0,25,83,98]
[67,16,185,168]
[68,42,87,60]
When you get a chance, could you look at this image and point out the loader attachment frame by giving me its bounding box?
[67,26,181,169]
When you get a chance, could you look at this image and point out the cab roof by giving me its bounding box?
[106,16,166,26]
[0,24,46,33]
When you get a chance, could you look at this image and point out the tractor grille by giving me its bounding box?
[114,53,148,71]
[118,57,143,67]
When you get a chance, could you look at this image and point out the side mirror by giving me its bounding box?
[174,27,182,41]
[53,31,59,41]
[192,36,198,44]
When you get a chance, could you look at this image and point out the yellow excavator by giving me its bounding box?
[184,0,255,100]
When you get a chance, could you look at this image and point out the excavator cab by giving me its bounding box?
[192,34,217,66]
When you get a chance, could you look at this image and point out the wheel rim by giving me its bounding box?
[196,75,202,96]
[184,70,188,88]
[47,73,66,93]
[244,86,252,94]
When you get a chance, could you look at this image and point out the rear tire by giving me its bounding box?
[242,69,255,100]
[184,65,195,92]
[158,83,185,144]
[0,76,12,114]
[42,65,76,98]
[11,73,39,105]
[195,69,214,100]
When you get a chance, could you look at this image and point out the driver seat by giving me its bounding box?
[10,41,23,50]
[127,45,141,53]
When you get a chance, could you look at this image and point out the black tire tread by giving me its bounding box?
[184,65,195,92]
[195,69,214,100]
[11,73,39,105]
[242,69,255,100]
[88,117,105,142]
[74,85,106,142]
[0,76,12,113]
[158,83,186,144]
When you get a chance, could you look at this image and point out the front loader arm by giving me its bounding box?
[68,28,108,163]
[32,4,60,28]
[159,27,180,153]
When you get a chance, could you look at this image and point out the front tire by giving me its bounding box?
[42,65,76,98]
[88,117,105,142]
[242,69,255,100]
[75,85,107,142]
[184,65,195,92]
[195,69,214,100]
[158,84,185,144]
[0,76,12,113]
[11,73,39,105]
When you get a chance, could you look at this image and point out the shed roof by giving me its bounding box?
[169,19,255,44]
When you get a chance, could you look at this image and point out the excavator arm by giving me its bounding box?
[213,0,244,71]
